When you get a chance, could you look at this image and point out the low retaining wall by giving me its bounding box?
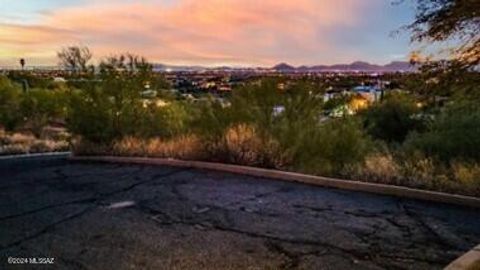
[445,244,480,270]
[0,151,70,160]
[69,155,480,208]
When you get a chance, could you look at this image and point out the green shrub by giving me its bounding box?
[229,79,284,132]
[362,92,424,143]
[406,102,480,163]
[228,78,324,147]
[0,76,22,131]
[192,98,238,142]
[140,101,193,139]
[67,89,116,143]
[291,117,372,176]
[20,89,68,137]
[189,80,371,173]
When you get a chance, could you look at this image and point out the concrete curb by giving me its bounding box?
[0,151,70,160]
[69,155,480,208]
[445,244,480,270]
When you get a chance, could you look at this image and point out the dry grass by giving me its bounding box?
[351,153,400,184]
[0,131,69,155]
[30,139,69,153]
[451,161,480,195]
[400,154,437,187]
[111,135,205,160]
[1,132,35,145]
[206,124,290,168]
[222,124,265,165]
[342,151,480,196]
[76,124,290,168]
[145,135,204,160]
[111,137,145,157]
[70,125,480,197]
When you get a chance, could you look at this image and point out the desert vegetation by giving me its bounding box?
[1,49,479,196]
[1,0,479,196]
[62,63,478,196]
[0,75,69,155]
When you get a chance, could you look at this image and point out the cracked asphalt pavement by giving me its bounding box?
[1,155,479,270]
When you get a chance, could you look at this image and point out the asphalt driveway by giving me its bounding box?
[1,155,479,269]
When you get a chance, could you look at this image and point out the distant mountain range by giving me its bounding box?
[153,61,415,73]
[273,61,415,73]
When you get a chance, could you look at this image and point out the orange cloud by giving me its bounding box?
[0,0,377,66]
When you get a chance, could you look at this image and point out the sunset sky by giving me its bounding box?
[0,0,416,67]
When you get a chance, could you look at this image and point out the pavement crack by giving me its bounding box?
[98,168,188,198]
[0,206,94,251]
[292,204,333,213]
[398,201,459,250]
[224,190,279,208]
[137,204,371,263]
[343,210,381,218]
[0,197,97,221]
[0,169,186,222]
[385,216,414,238]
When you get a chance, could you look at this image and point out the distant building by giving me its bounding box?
[272,106,285,117]
[348,94,369,112]
[53,77,66,82]
[352,85,383,102]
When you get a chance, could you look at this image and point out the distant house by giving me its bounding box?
[327,93,369,118]
[352,85,383,102]
[272,105,285,117]
[141,90,157,98]
[53,77,66,82]
[217,84,231,92]
[348,94,369,112]
[323,91,335,102]
[330,104,354,118]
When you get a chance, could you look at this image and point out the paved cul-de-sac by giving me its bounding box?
[1,155,479,269]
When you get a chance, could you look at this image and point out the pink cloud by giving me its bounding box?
[0,0,376,66]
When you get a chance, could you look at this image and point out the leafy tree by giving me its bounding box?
[57,46,93,73]
[67,53,171,142]
[230,78,324,137]
[407,0,480,67]
[405,60,480,101]
[98,54,155,138]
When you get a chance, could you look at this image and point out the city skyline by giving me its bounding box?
[0,0,416,67]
